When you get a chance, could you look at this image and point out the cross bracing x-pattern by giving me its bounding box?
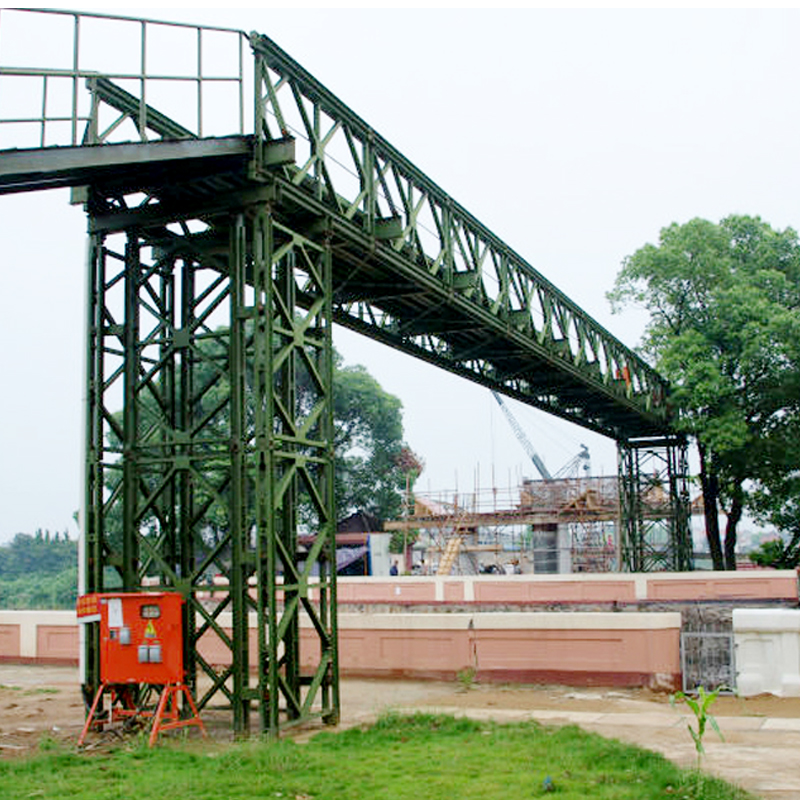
[0,9,692,735]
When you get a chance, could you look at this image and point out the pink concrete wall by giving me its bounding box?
[196,626,261,668]
[335,628,473,678]
[470,578,637,604]
[0,624,20,659]
[336,580,436,604]
[36,625,79,662]
[0,570,793,689]
[443,581,464,603]
[305,614,681,689]
[646,574,797,601]
[335,570,798,606]
[200,571,798,606]
[473,627,678,687]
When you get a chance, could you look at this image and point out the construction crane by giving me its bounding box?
[491,391,590,481]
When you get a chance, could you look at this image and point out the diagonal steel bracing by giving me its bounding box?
[250,32,671,441]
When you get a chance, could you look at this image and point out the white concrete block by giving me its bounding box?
[734,609,800,697]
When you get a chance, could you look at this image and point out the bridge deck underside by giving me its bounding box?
[0,137,252,195]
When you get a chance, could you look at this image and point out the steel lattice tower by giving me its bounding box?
[618,437,693,573]
[82,193,339,733]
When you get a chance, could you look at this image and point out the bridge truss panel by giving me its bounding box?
[82,187,338,735]
[617,437,693,573]
[0,8,674,442]
[249,32,671,441]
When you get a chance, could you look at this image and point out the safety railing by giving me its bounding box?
[0,8,248,148]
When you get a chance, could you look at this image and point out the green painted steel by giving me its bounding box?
[0,9,692,735]
[0,9,669,440]
[618,437,693,573]
[81,185,338,734]
[249,33,670,441]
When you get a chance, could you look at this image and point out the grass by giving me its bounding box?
[0,713,755,800]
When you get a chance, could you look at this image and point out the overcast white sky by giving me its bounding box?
[1,7,799,542]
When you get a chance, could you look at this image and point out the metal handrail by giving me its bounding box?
[0,8,248,147]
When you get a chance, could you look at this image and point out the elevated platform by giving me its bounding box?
[0,136,252,195]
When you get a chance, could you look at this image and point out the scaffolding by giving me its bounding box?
[387,450,690,576]
[387,479,620,575]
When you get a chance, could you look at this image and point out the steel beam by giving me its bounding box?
[0,137,251,195]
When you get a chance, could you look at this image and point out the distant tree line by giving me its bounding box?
[0,530,78,609]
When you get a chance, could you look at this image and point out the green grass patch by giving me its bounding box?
[0,713,755,800]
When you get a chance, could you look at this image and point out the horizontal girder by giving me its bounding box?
[0,137,252,195]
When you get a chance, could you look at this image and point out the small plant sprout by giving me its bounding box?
[670,685,727,765]
[456,666,476,691]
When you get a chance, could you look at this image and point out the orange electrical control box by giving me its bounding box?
[81,592,184,685]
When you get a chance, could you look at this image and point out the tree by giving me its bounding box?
[609,215,800,569]
[389,446,425,556]
[748,537,798,569]
[748,421,800,567]
[332,359,413,524]
[0,532,78,609]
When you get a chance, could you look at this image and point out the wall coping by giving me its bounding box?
[0,609,680,631]
[337,570,797,583]
[0,610,77,624]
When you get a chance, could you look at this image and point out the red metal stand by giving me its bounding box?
[149,683,207,747]
[78,681,207,747]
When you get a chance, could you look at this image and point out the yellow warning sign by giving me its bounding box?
[144,621,157,639]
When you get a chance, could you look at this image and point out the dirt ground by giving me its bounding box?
[2,664,800,798]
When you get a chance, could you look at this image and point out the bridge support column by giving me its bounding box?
[81,190,338,735]
[618,436,693,572]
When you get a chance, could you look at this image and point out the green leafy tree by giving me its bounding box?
[610,216,800,569]
[332,360,411,524]
[747,537,797,569]
[388,446,425,556]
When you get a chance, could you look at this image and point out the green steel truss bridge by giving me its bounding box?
[0,9,692,734]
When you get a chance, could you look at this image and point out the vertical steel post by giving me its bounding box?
[229,212,251,733]
[178,256,196,698]
[81,232,103,701]
[121,235,141,590]
[252,203,276,734]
